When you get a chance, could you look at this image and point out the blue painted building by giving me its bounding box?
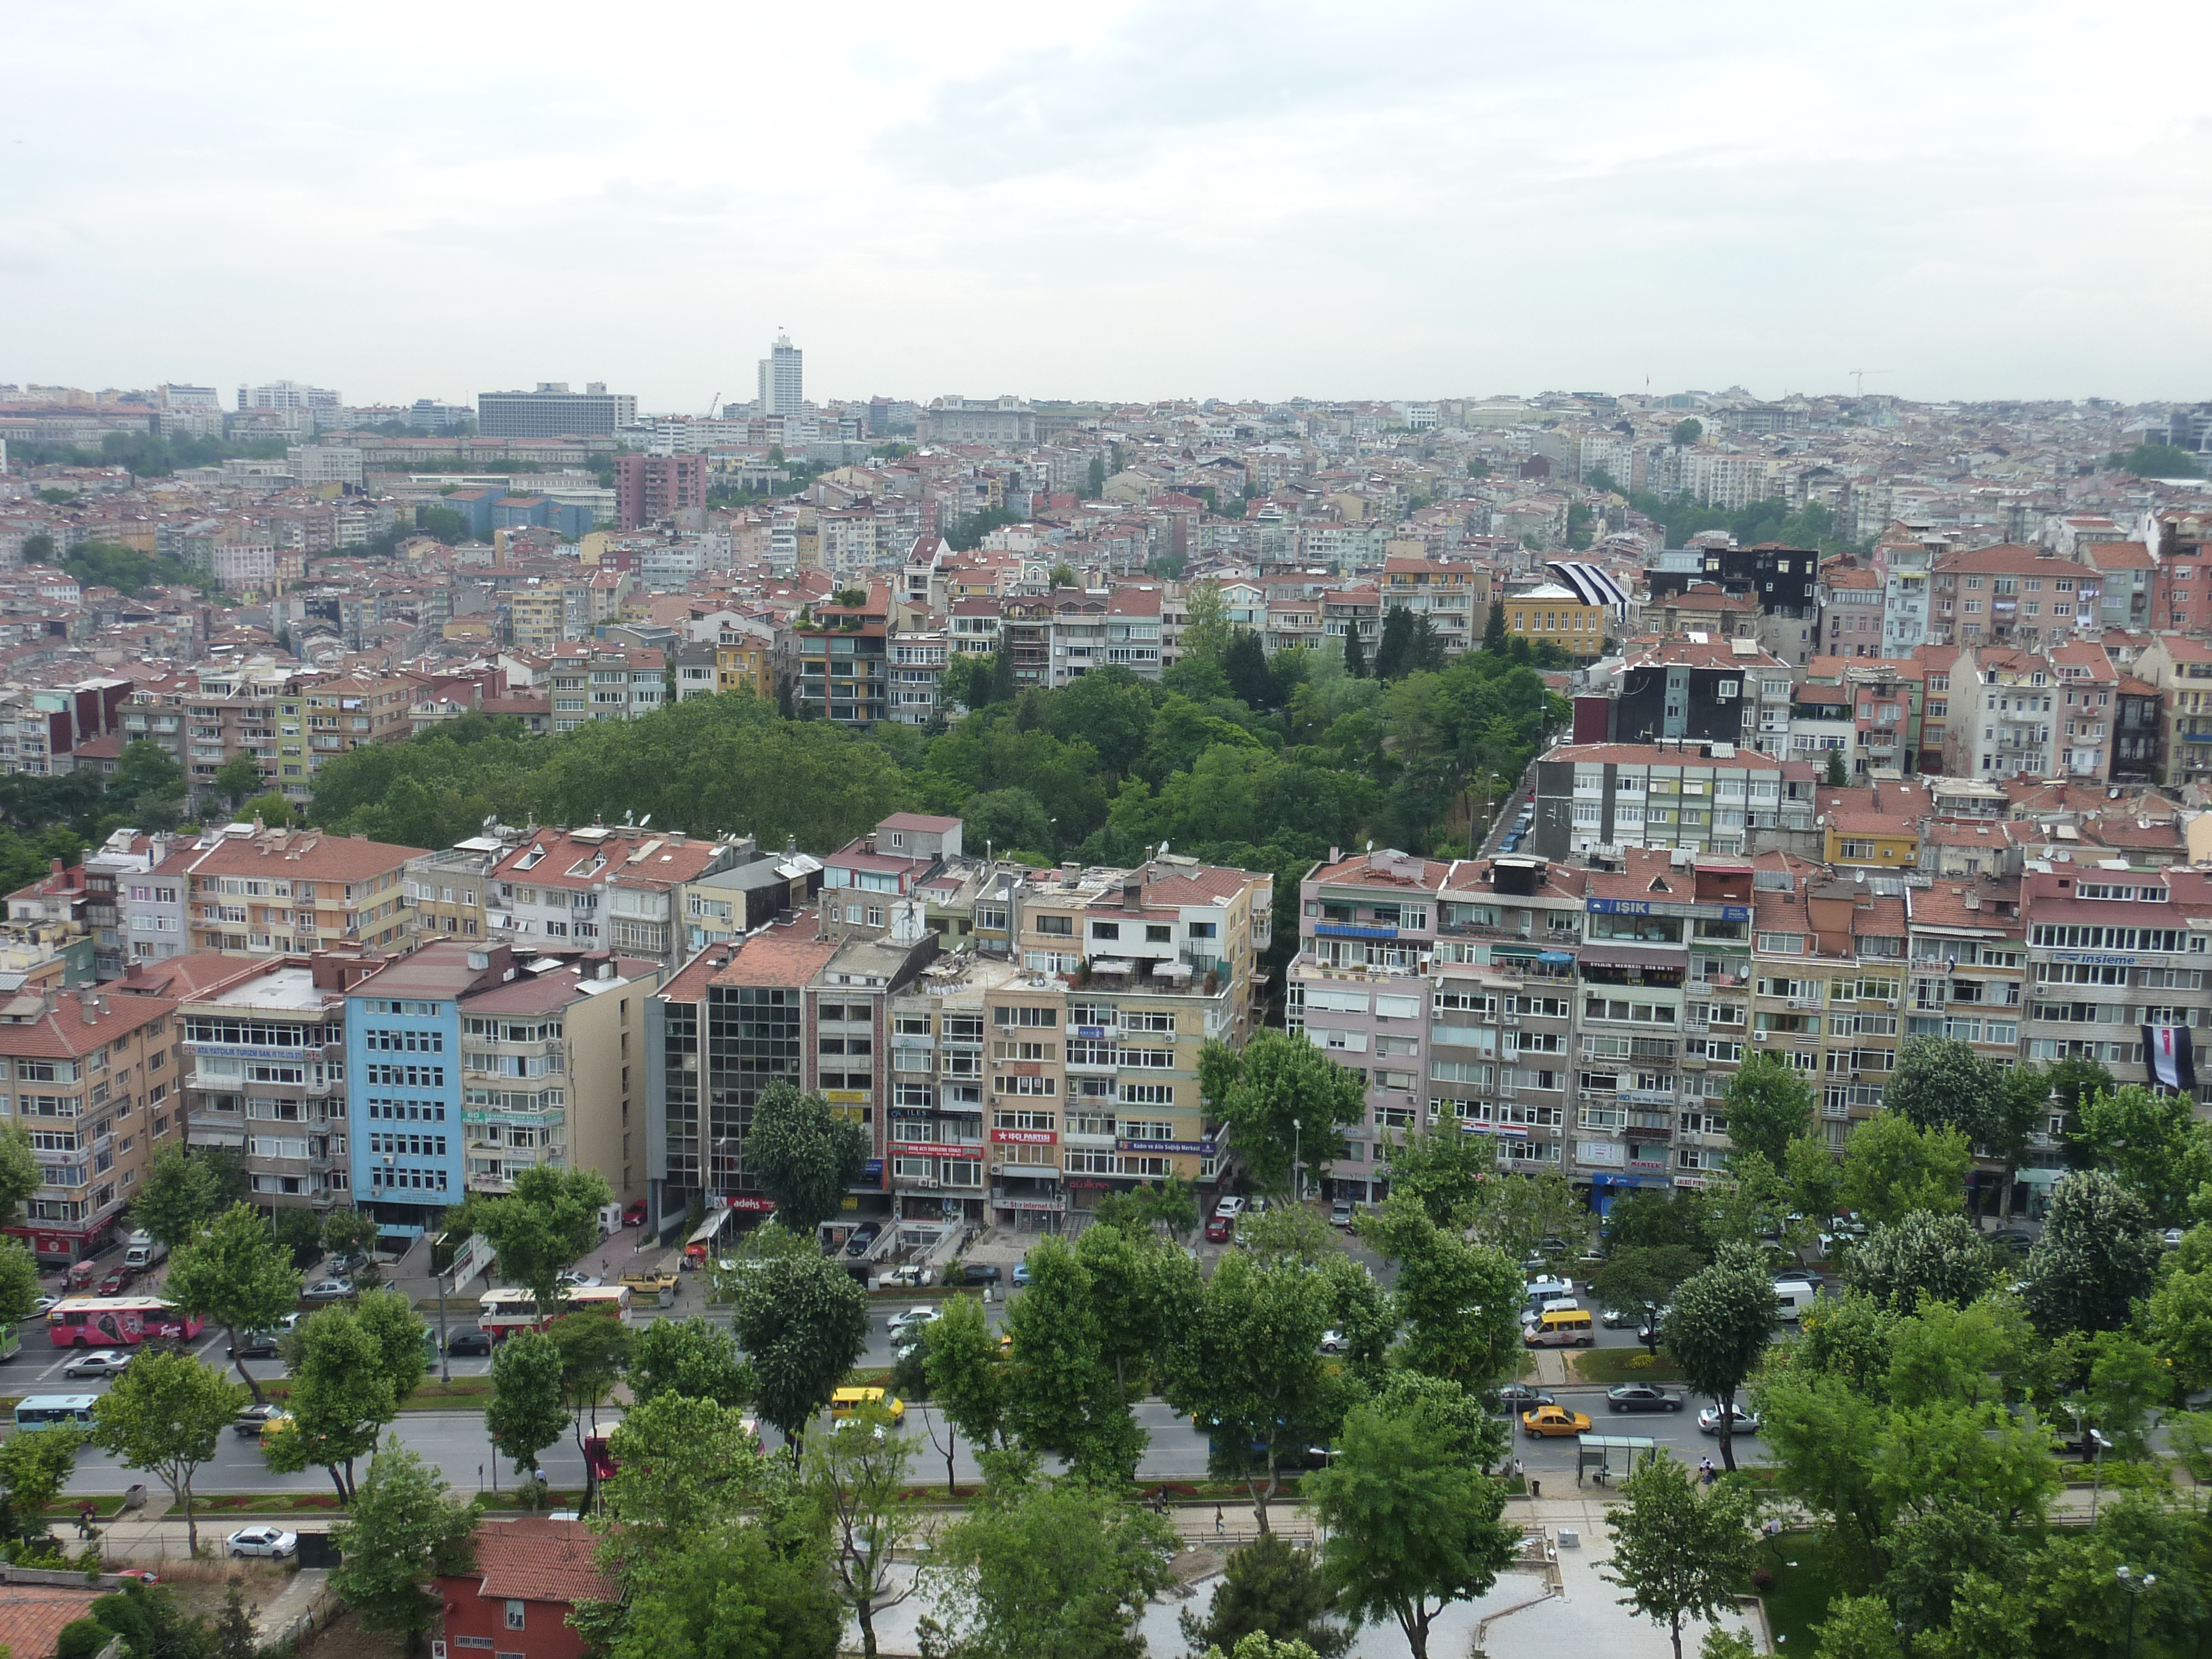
[346,941,517,1237]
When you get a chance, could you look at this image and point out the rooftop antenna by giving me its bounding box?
[1849,369,1891,397]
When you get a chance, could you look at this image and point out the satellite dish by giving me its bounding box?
[638,814,651,828]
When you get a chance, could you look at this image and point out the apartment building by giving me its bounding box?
[2019,864,2212,1106]
[0,982,182,1262]
[1748,868,1906,1153]
[1903,875,2031,1208]
[887,631,950,723]
[893,954,1039,1225]
[1048,586,1165,685]
[2133,634,2212,788]
[1940,647,2058,781]
[1380,556,1489,655]
[183,950,377,1212]
[1530,743,1788,860]
[714,617,777,700]
[478,384,635,440]
[545,643,665,732]
[484,825,745,973]
[1927,544,2101,652]
[124,666,424,808]
[613,454,705,531]
[183,823,421,956]
[1503,583,1607,660]
[795,589,891,725]
[1609,637,1792,755]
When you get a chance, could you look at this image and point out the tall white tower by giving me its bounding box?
[756,333,803,416]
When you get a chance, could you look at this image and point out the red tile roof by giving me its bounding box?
[466,1518,618,1604]
[0,1585,104,1659]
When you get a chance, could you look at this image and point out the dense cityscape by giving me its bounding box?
[0,358,2207,1657]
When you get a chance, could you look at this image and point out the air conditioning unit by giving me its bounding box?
[1886,998,1899,1009]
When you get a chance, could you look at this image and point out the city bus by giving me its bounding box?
[477,1284,631,1340]
[46,1297,206,1349]
[14,1395,98,1429]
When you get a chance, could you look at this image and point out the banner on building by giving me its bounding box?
[2145,1024,2198,1094]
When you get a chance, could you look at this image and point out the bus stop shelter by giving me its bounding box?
[1577,1435,1656,1486]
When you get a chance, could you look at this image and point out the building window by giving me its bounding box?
[505,1602,526,1632]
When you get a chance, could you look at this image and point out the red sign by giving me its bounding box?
[892,1141,985,1159]
[991,1129,1057,1145]
[723,1196,776,1213]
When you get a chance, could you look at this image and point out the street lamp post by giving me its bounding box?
[2117,1565,2156,1659]
[1292,1118,1302,1203]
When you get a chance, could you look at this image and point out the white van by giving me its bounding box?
[1772,1280,1818,1322]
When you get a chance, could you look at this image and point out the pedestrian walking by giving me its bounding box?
[1699,1457,1716,1486]
[1214,1505,1225,1535]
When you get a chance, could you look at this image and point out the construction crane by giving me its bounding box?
[1849,369,1891,397]
[704,390,721,418]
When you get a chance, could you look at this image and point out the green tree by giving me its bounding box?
[1886,1037,2006,1146]
[1165,1247,1337,1532]
[1661,1243,1777,1472]
[962,787,1055,859]
[1672,418,1704,446]
[1379,1125,1492,1228]
[806,1406,918,1659]
[921,1294,1012,1495]
[1074,1221,1199,1393]
[327,1443,480,1653]
[1592,1245,1704,1319]
[213,1575,260,1659]
[2022,1168,2160,1337]
[1844,1210,1995,1310]
[931,1470,1177,1659]
[129,1145,224,1247]
[1199,1031,1366,1198]
[109,740,186,818]
[1839,1113,1972,1225]
[163,1202,304,1403]
[728,1244,870,1460]
[322,1207,380,1265]
[266,1304,400,1501]
[1181,1532,1349,1659]
[1600,1452,1758,1659]
[1719,1053,1815,1169]
[1469,1163,1589,1265]
[1341,624,1367,680]
[0,1425,84,1541]
[742,1081,870,1235]
[0,1236,41,1331]
[2071,1084,2212,1224]
[1002,1236,1146,1484]
[209,752,265,811]
[1360,1196,1524,1390]
[1183,580,1235,664]
[2111,442,2204,478]
[2145,1249,2212,1394]
[599,1392,772,1542]
[273,1206,323,1269]
[548,1310,632,1472]
[454,1165,612,1312]
[1224,631,1276,709]
[90,1350,244,1555]
[1823,747,1848,786]
[1308,1398,1519,1659]
[1482,600,1508,654]
[0,1122,39,1230]
[486,1328,568,1481]
[628,1315,751,1409]
[601,1515,840,1659]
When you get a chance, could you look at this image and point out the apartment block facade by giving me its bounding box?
[183,824,422,956]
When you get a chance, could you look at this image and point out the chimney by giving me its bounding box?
[1123,877,1142,910]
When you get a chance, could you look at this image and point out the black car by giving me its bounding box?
[844,1223,882,1259]
[1490,1384,1557,1415]
[229,1331,282,1361]
[960,1262,1003,1285]
[444,1329,494,1357]
[1606,1384,1683,1413]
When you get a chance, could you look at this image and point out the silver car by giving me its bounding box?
[62,1349,132,1380]
[226,1526,298,1559]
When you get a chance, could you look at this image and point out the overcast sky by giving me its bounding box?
[4,1,2207,411]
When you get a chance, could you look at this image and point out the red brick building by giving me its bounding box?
[613,455,706,531]
[436,1518,615,1659]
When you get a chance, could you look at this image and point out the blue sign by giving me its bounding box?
[1538,951,1574,964]
[1586,899,1750,922]
[1116,1139,1208,1155]
[1316,923,1399,940]
[863,1159,883,1178]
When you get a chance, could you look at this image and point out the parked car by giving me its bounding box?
[1318,1329,1349,1355]
[1329,1199,1355,1229]
[229,1330,283,1361]
[444,1329,494,1357]
[556,1271,602,1289]
[1490,1384,1555,1415]
[1697,1405,1761,1437]
[1521,1405,1592,1438]
[232,1404,287,1438]
[1012,1260,1031,1287]
[623,1201,649,1228]
[63,1349,132,1380]
[1204,1215,1233,1243]
[887,1305,942,1339]
[1606,1385,1683,1414]
[2165,1228,2188,1248]
[959,1262,1002,1286]
[226,1527,298,1560]
[300,1278,356,1303]
[1600,1305,1639,1329]
[30,1295,59,1319]
[844,1223,882,1259]
[97,1270,136,1296]
[1213,1196,1245,1219]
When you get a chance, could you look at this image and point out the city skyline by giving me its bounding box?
[3,2,2207,406]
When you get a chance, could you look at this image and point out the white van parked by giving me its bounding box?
[1772,1280,1818,1322]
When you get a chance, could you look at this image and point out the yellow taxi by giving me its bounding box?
[1521,1404,1592,1438]
[830,1386,905,1426]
